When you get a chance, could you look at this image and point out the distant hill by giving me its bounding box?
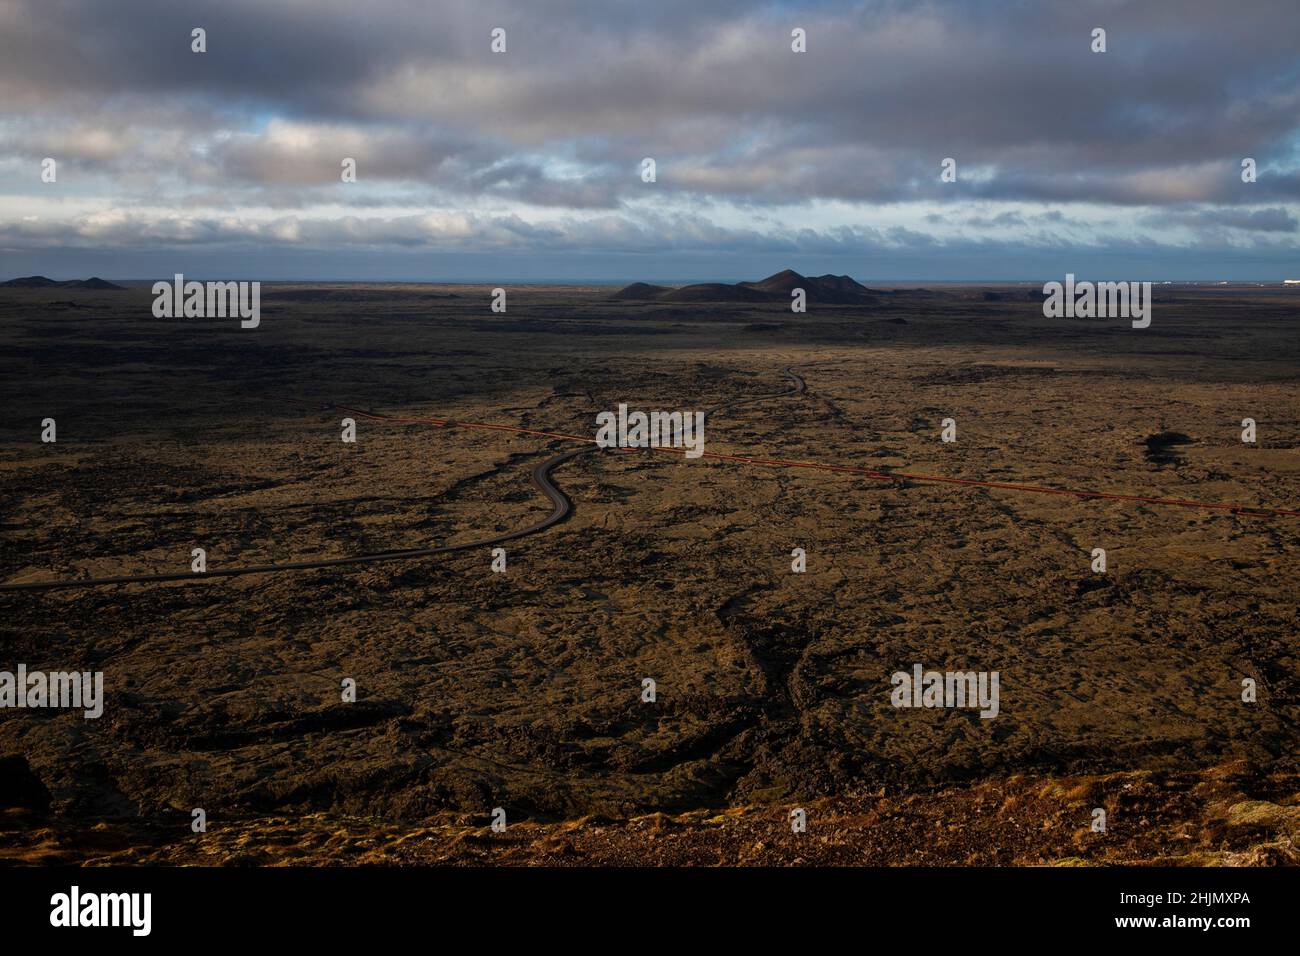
[609,281,671,300]
[660,282,773,303]
[738,268,808,295]
[611,269,878,305]
[741,269,877,303]
[1,276,125,290]
[0,276,60,288]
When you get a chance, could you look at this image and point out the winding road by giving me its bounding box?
[6,361,1293,593]
[0,366,807,593]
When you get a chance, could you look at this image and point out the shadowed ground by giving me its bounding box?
[1,282,1297,864]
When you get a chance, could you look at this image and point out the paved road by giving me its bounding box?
[0,367,805,593]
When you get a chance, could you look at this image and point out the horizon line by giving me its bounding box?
[5,275,1297,287]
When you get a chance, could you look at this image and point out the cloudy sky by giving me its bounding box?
[2,0,1298,281]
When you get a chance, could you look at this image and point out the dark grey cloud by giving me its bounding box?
[4,1,1299,201]
[1,0,1298,275]
[1140,205,1299,234]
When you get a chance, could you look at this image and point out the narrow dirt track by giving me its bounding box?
[0,366,806,593]
[7,361,1293,593]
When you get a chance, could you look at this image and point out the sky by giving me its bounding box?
[1,0,1299,282]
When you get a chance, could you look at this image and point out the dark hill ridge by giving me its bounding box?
[612,269,878,304]
[661,283,773,303]
[1,276,126,290]
[609,282,671,300]
[740,268,814,294]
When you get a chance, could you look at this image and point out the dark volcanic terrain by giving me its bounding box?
[1,280,1298,865]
